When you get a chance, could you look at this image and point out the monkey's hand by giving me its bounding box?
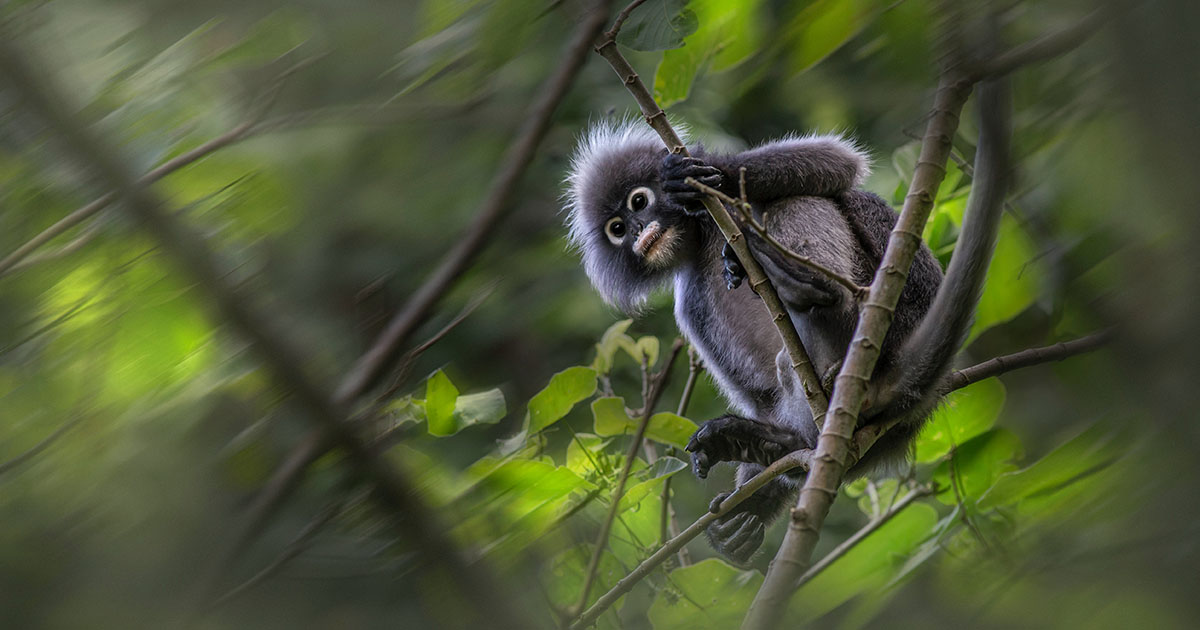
[660,153,724,215]
[722,242,746,290]
[685,415,805,479]
[705,491,767,564]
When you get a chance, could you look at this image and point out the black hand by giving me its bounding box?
[722,242,746,290]
[685,415,805,479]
[660,152,724,215]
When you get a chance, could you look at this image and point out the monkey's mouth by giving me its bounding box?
[634,221,677,266]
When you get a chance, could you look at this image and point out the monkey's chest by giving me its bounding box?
[673,270,785,417]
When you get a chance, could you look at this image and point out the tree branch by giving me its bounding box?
[0,40,532,630]
[968,8,1109,80]
[595,1,829,430]
[944,330,1113,393]
[569,448,813,630]
[574,339,683,617]
[743,67,1006,630]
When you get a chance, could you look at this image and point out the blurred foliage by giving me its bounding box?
[1,0,1198,629]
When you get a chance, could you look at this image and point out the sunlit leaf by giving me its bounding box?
[654,0,764,107]
[617,456,687,512]
[526,366,597,433]
[785,0,873,75]
[593,319,633,374]
[914,378,1006,463]
[593,398,699,449]
[425,369,460,436]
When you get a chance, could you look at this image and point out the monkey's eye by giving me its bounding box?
[627,187,653,212]
[604,217,626,245]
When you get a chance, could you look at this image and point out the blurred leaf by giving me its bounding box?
[784,0,873,75]
[914,378,1006,463]
[654,0,764,107]
[526,366,597,433]
[979,425,1123,513]
[215,9,316,65]
[787,503,939,623]
[617,0,698,51]
[933,429,1024,505]
[566,433,615,476]
[452,388,506,429]
[648,559,764,629]
[968,215,1041,342]
[425,369,460,436]
[545,545,625,628]
[593,398,699,449]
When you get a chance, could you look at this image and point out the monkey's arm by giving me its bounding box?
[715,135,870,202]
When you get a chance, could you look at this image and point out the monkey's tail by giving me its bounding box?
[885,79,1012,417]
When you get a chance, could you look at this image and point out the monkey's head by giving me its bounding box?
[565,119,695,312]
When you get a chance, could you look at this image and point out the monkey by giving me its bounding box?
[563,114,1003,563]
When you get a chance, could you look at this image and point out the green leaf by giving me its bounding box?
[545,545,626,626]
[617,0,698,51]
[786,503,939,623]
[967,215,1041,342]
[914,378,1006,463]
[566,433,615,476]
[593,398,699,449]
[784,0,873,75]
[453,388,506,427]
[649,559,764,629]
[979,425,1123,513]
[653,0,765,107]
[636,336,660,368]
[933,429,1024,505]
[617,456,687,512]
[593,319,633,373]
[425,369,460,436]
[526,366,597,433]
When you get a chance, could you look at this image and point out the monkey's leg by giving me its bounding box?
[706,464,797,563]
[685,415,806,479]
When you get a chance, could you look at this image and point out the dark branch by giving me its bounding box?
[945,331,1113,393]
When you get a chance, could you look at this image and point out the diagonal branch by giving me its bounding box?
[0,413,88,478]
[742,69,1011,630]
[573,339,683,618]
[0,39,532,630]
[205,0,616,605]
[595,1,829,430]
[569,448,813,630]
[968,8,1110,81]
[944,330,1113,393]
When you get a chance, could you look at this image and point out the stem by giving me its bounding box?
[574,340,683,616]
[944,331,1113,393]
[569,449,813,630]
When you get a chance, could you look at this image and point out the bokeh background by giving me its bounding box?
[1,0,1197,628]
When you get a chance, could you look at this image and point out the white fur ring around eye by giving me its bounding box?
[627,186,654,212]
[605,216,627,245]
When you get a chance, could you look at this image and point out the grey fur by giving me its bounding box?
[563,116,996,562]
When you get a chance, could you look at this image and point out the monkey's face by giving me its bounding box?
[601,184,686,271]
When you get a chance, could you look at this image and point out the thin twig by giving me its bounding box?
[0,413,88,478]
[210,491,366,608]
[574,339,683,617]
[968,8,1110,81]
[944,330,1113,393]
[684,176,867,299]
[569,448,814,630]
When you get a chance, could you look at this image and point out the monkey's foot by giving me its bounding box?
[685,415,805,479]
[660,153,724,215]
[722,242,746,290]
